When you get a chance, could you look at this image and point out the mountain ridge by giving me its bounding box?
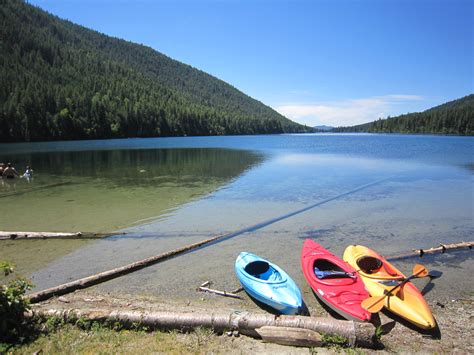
[0,0,310,142]
[331,94,474,135]
[313,125,334,131]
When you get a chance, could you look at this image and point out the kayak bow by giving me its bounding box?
[235,252,303,315]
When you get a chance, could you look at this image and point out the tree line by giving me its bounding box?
[333,95,474,135]
[0,0,310,142]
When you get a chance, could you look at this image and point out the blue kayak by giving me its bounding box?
[235,252,303,315]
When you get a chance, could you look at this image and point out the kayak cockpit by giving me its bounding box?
[245,260,283,282]
[313,259,356,285]
[356,255,402,279]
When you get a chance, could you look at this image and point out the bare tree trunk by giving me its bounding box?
[387,241,473,261]
[255,326,323,347]
[30,308,376,348]
[0,231,117,240]
[28,232,232,303]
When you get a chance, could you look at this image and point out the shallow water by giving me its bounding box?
[0,147,262,275]
[0,148,262,232]
[0,134,472,303]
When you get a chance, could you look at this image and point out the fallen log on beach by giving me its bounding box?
[30,308,377,348]
[255,326,323,347]
[28,232,234,303]
[387,241,473,261]
[0,231,119,240]
[0,231,82,240]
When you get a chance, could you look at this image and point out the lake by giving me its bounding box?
[0,134,472,303]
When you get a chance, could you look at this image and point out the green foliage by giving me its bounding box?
[321,333,350,348]
[0,0,310,142]
[375,325,384,341]
[44,316,65,333]
[74,316,92,331]
[51,315,136,333]
[130,322,150,333]
[0,261,33,349]
[332,94,474,135]
[0,261,14,276]
[90,321,103,333]
[108,320,124,332]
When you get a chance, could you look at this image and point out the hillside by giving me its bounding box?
[0,0,309,142]
[333,95,474,135]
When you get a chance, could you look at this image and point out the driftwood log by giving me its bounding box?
[0,231,119,240]
[30,308,376,348]
[28,232,236,303]
[197,286,243,299]
[387,241,473,261]
[255,326,323,347]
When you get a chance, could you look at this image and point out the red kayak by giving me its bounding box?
[301,239,371,322]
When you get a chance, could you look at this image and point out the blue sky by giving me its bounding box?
[30,0,472,127]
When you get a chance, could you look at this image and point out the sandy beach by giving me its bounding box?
[25,285,473,354]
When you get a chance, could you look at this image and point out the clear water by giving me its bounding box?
[0,134,472,302]
[0,148,262,232]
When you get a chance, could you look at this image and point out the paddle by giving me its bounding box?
[421,270,443,296]
[426,270,443,279]
[361,264,429,313]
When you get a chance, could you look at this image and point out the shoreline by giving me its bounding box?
[23,290,473,353]
[1,132,474,147]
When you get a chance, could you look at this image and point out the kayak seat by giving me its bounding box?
[245,261,282,281]
[314,259,354,279]
[381,262,400,276]
[357,256,382,274]
[314,267,354,279]
[357,256,399,276]
[245,261,270,276]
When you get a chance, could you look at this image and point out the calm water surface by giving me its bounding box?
[0,134,472,304]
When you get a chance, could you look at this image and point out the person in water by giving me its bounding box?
[23,165,34,179]
[2,163,20,179]
[0,163,6,176]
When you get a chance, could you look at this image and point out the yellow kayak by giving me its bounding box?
[343,245,435,329]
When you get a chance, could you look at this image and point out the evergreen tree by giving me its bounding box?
[0,0,311,142]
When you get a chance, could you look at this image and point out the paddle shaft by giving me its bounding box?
[362,265,429,312]
[387,265,428,295]
[384,274,415,297]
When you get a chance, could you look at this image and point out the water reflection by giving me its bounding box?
[1,148,263,186]
[0,148,263,229]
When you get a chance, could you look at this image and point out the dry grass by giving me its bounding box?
[13,325,228,355]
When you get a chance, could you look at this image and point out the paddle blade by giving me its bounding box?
[428,270,443,279]
[412,263,429,278]
[361,296,385,313]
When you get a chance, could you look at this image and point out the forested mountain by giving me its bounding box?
[0,0,310,142]
[332,95,474,135]
[313,125,334,131]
